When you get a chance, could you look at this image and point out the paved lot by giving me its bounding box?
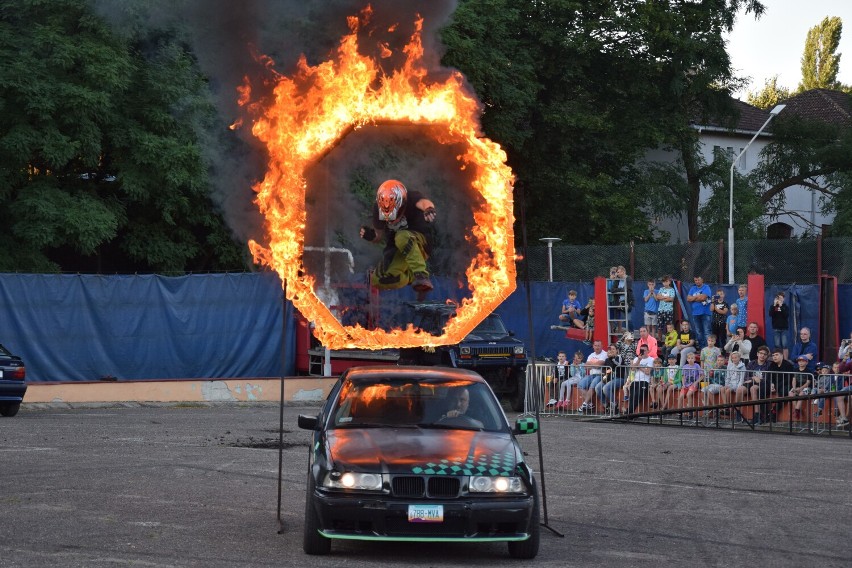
[1,403,851,567]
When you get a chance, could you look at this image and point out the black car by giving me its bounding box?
[0,343,27,417]
[398,302,529,411]
[297,365,540,558]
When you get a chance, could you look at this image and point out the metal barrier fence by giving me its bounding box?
[518,236,852,284]
[524,363,852,436]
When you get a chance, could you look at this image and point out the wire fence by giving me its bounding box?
[519,236,852,284]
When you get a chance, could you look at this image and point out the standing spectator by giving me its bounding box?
[615,265,634,330]
[724,327,752,363]
[745,346,771,425]
[642,279,659,338]
[559,290,583,327]
[766,348,796,421]
[662,353,682,411]
[686,275,712,349]
[627,347,654,414]
[670,320,697,366]
[710,289,729,343]
[577,341,608,413]
[597,344,625,414]
[678,351,703,419]
[615,331,636,364]
[790,327,818,373]
[735,285,748,329]
[650,357,665,409]
[746,322,767,353]
[655,275,676,336]
[726,304,739,340]
[769,292,790,359]
[789,356,814,421]
[582,299,595,344]
[702,354,729,414]
[635,326,659,359]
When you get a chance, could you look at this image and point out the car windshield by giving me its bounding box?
[330,378,505,432]
[472,314,508,336]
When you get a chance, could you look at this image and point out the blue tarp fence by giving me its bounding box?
[0,273,847,382]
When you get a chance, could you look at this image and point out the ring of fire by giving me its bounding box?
[242,11,516,350]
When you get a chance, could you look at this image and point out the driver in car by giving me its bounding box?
[441,388,484,428]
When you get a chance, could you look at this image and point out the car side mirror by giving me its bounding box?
[298,414,320,430]
[514,416,538,435]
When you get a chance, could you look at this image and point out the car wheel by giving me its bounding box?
[0,403,20,417]
[509,370,526,412]
[507,493,540,559]
[303,474,331,555]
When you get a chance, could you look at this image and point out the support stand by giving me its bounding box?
[517,182,564,539]
[276,281,288,534]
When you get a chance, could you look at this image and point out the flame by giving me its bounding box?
[240,8,516,350]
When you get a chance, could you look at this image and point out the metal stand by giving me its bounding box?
[517,182,564,538]
[276,281,288,534]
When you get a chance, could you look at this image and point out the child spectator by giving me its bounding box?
[662,321,677,361]
[661,353,682,411]
[735,285,748,329]
[583,299,595,344]
[650,357,665,409]
[726,304,739,340]
[710,289,729,343]
[546,351,570,407]
[769,292,790,359]
[702,354,728,415]
[725,351,747,419]
[678,351,703,419]
[559,290,584,328]
[553,351,585,410]
[655,275,676,337]
[789,355,814,421]
[670,320,697,366]
[643,279,659,338]
[812,362,837,417]
[701,334,722,371]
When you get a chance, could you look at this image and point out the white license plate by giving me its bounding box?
[407,504,443,523]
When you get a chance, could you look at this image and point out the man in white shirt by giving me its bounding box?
[627,346,654,414]
[578,340,607,413]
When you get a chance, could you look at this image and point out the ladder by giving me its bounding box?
[606,278,629,343]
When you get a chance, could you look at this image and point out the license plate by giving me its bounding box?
[408,504,443,523]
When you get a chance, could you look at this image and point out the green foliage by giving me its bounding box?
[697,149,765,240]
[746,76,791,110]
[799,16,843,91]
[0,0,245,273]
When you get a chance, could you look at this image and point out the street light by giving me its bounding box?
[728,103,785,284]
[539,237,562,282]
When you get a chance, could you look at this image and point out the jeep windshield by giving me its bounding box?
[469,314,509,338]
[330,377,505,432]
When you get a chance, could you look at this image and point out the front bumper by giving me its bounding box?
[311,490,535,542]
[0,380,27,403]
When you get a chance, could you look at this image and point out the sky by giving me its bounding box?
[727,0,852,99]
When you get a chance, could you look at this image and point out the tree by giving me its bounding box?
[0,0,246,273]
[747,75,791,110]
[799,16,843,91]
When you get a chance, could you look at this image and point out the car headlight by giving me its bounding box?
[322,471,385,491]
[460,346,471,355]
[469,475,525,494]
[513,346,525,355]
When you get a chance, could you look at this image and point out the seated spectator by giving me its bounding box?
[745,346,771,425]
[724,351,747,416]
[812,362,838,418]
[559,289,584,328]
[650,357,665,409]
[661,353,682,411]
[747,322,767,353]
[626,347,653,414]
[790,327,818,373]
[724,327,752,362]
[702,354,728,415]
[662,321,677,361]
[670,320,697,366]
[546,351,570,407]
[553,350,585,410]
[577,340,607,413]
[635,326,658,359]
[596,344,625,414]
[677,351,703,418]
[789,355,815,421]
[701,334,722,371]
[837,332,852,361]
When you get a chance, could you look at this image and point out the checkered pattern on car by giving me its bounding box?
[410,451,517,476]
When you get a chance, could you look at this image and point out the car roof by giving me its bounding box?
[341,365,487,384]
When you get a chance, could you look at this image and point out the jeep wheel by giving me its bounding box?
[508,370,526,412]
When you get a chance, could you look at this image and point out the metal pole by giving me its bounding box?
[539,237,561,282]
[728,104,785,284]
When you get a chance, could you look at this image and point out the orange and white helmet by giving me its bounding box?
[376,180,407,223]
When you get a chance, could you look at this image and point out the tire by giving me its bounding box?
[303,475,331,555]
[508,493,540,559]
[509,370,526,412]
[0,403,20,417]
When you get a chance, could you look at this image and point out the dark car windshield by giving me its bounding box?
[330,378,505,432]
[471,314,508,336]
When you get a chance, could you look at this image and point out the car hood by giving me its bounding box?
[464,332,516,342]
[326,428,521,476]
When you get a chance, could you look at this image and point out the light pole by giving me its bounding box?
[539,237,562,282]
[728,103,785,284]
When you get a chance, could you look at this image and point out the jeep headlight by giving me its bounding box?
[469,476,525,494]
[460,346,471,355]
[513,346,525,355]
[323,471,385,491]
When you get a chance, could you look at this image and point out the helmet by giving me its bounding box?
[376,180,407,223]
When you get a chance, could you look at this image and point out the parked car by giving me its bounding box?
[0,343,27,417]
[397,302,529,411]
[297,365,540,558]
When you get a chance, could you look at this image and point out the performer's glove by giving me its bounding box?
[360,226,376,241]
[423,207,436,223]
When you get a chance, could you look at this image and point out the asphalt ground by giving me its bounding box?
[1,402,851,567]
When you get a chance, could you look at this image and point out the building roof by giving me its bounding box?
[778,88,852,127]
[691,99,773,135]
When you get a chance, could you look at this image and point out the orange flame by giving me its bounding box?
[240,9,516,350]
